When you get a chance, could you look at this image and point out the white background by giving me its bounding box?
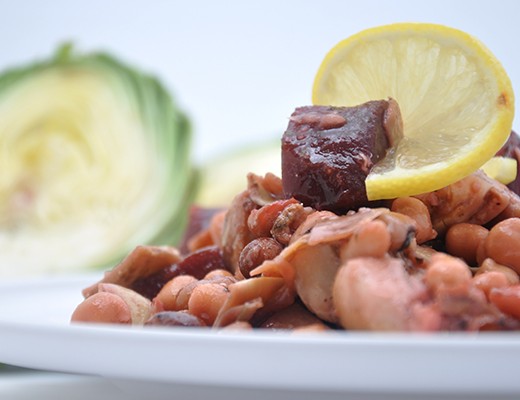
[1,0,519,163]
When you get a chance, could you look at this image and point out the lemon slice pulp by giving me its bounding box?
[313,23,515,200]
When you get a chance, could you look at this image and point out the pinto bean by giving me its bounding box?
[446,223,489,266]
[484,218,520,274]
[247,199,299,237]
[71,292,131,324]
[188,282,230,325]
[391,197,437,244]
[238,237,284,278]
[271,203,310,245]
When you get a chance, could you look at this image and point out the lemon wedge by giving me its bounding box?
[481,156,517,185]
[312,23,515,200]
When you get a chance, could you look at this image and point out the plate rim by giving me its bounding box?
[1,274,520,394]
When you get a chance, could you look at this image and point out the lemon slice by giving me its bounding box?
[481,156,517,184]
[313,23,515,200]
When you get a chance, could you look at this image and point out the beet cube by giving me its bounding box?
[281,99,402,212]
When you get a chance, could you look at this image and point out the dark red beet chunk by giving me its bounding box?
[178,205,223,254]
[281,100,402,212]
[131,246,228,299]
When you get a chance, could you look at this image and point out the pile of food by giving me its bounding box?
[72,23,520,332]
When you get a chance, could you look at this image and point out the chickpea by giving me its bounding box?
[424,253,472,293]
[472,271,509,299]
[445,223,489,266]
[475,258,520,285]
[484,218,520,274]
[71,292,131,324]
[174,279,201,311]
[391,197,437,244]
[489,285,520,320]
[154,275,198,312]
[188,282,229,326]
[475,240,488,266]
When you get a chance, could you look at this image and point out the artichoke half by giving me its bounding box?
[0,45,194,275]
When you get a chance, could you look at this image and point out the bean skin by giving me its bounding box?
[484,218,520,274]
[446,223,489,266]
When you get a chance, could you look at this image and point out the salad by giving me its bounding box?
[71,23,520,332]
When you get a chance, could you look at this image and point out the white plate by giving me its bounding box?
[1,274,520,399]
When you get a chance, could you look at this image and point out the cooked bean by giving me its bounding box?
[424,253,472,292]
[377,212,416,253]
[489,285,520,320]
[204,269,234,280]
[238,237,284,278]
[476,258,520,285]
[188,282,230,325]
[472,271,510,299]
[271,203,310,245]
[71,292,131,324]
[292,323,330,333]
[445,223,489,266]
[391,197,437,244]
[340,219,390,260]
[475,240,488,266]
[484,218,520,274]
[247,199,299,237]
[154,275,198,312]
[175,280,202,311]
[220,321,253,331]
[131,245,228,299]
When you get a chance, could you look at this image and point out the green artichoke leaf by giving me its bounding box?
[0,44,195,275]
